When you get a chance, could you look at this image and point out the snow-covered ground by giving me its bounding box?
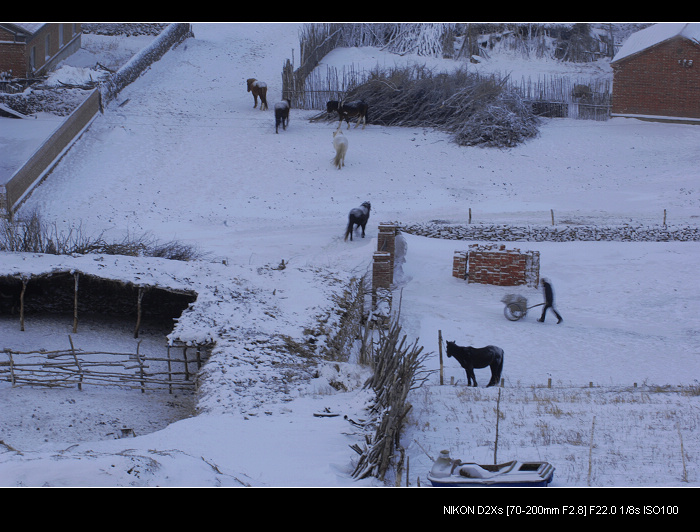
[0,23,699,489]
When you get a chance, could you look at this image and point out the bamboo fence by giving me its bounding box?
[284,60,612,121]
[1,337,207,394]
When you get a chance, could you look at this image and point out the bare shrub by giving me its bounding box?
[340,66,539,148]
[0,213,202,261]
[351,315,431,481]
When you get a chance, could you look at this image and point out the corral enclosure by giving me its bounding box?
[0,270,205,448]
[1,271,204,393]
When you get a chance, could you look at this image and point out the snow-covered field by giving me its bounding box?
[0,23,699,490]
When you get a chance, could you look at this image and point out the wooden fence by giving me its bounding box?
[1,337,208,394]
[283,61,612,121]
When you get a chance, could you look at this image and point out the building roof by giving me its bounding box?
[0,23,46,39]
[612,23,700,63]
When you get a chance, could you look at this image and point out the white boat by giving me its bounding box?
[428,450,555,487]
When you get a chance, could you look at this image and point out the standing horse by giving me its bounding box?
[274,99,291,133]
[332,130,348,169]
[445,341,504,387]
[327,100,368,130]
[247,78,268,110]
[344,201,371,241]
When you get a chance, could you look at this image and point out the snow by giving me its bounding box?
[0,113,63,183]
[1,23,699,489]
[613,23,700,63]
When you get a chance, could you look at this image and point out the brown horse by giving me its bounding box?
[246,78,268,110]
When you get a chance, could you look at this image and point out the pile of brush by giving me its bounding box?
[343,66,539,148]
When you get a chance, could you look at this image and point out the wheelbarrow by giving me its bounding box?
[501,294,544,321]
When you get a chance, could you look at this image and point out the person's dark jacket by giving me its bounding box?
[542,280,554,304]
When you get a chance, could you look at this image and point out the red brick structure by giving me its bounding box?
[0,23,82,78]
[372,252,393,291]
[372,223,399,296]
[453,244,540,288]
[611,23,700,121]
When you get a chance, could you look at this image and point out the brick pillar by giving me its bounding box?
[372,251,393,292]
[377,223,397,267]
[372,251,393,306]
[452,250,467,279]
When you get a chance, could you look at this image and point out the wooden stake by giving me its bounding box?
[72,272,79,333]
[494,388,502,465]
[588,415,596,487]
[136,339,144,393]
[438,330,443,385]
[7,350,15,386]
[19,278,27,332]
[183,346,189,381]
[134,287,144,339]
[167,345,173,395]
[69,335,82,391]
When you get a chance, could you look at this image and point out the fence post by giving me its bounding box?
[136,340,145,393]
[438,330,443,385]
[167,345,173,394]
[134,287,144,339]
[19,279,27,331]
[72,272,79,333]
[183,346,189,381]
[5,349,15,386]
[68,335,83,391]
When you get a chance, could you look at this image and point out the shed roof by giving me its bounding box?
[0,23,46,37]
[612,23,700,63]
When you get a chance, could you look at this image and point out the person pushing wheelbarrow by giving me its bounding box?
[537,278,563,324]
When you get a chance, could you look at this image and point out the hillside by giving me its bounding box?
[0,23,698,492]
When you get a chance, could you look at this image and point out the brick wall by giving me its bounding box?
[453,244,540,287]
[612,37,700,119]
[0,41,25,77]
[0,24,82,78]
[372,223,399,294]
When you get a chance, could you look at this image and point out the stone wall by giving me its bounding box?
[401,222,700,242]
[100,23,193,104]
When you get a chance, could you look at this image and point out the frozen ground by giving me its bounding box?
[0,23,698,489]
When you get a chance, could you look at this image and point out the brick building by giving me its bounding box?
[0,23,82,78]
[611,23,700,122]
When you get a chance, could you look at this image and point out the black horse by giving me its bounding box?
[445,341,504,387]
[274,99,291,133]
[344,201,371,241]
[327,100,368,130]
